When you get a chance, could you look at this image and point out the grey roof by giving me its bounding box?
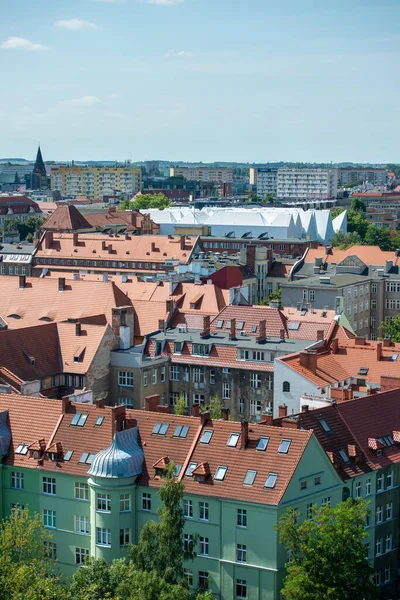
[285,273,374,288]
[0,411,11,456]
[88,426,144,479]
[0,243,34,255]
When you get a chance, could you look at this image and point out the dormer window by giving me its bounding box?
[338,449,350,463]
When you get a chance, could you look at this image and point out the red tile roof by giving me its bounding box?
[42,205,91,231]
[305,245,398,266]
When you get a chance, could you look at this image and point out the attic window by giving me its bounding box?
[79,452,89,463]
[15,443,29,455]
[225,320,231,330]
[377,435,394,447]
[173,425,189,438]
[265,473,278,488]
[338,449,350,463]
[200,430,213,444]
[7,314,21,319]
[39,317,53,322]
[152,423,169,435]
[174,464,182,477]
[95,416,104,427]
[64,450,73,461]
[216,320,224,329]
[237,321,244,330]
[243,469,257,486]
[227,432,240,448]
[278,439,291,454]
[186,462,197,477]
[73,347,86,363]
[358,367,369,376]
[288,321,300,330]
[391,354,399,361]
[319,419,331,433]
[256,437,269,451]
[71,413,88,427]
[251,325,257,333]
[214,466,228,481]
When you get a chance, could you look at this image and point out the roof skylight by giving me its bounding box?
[227,432,240,448]
[173,425,189,438]
[95,416,104,427]
[265,473,278,488]
[256,437,269,451]
[186,462,197,477]
[338,449,350,463]
[243,469,257,485]
[278,439,291,454]
[64,450,73,461]
[319,419,331,432]
[358,367,369,376]
[200,430,213,444]
[15,443,29,455]
[153,423,169,435]
[216,320,224,329]
[214,466,228,481]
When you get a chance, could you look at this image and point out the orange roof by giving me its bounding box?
[305,245,398,266]
[35,233,196,264]
[280,337,400,387]
[0,277,130,329]
[210,305,287,337]
[42,205,91,231]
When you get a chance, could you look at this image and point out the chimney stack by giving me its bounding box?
[317,329,324,341]
[158,319,165,331]
[278,404,288,418]
[72,232,78,247]
[151,241,156,252]
[201,315,210,338]
[75,322,81,337]
[61,396,70,414]
[377,341,382,361]
[19,275,26,289]
[383,338,391,348]
[58,277,65,292]
[180,235,186,250]
[145,394,160,412]
[299,350,318,374]
[245,244,256,273]
[280,328,285,341]
[191,404,200,418]
[331,338,339,354]
[101,240,106,251]
[108,244,113,255]
[200,410,210,425]
[221,407,230,421]
[240,420,249,449]
[256,320,266,343]
[131,212,138,227]
[44,231,53,250]
[229,318,236,340]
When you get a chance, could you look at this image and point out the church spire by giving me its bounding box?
[33,145,46,177]
[31,145,48,190]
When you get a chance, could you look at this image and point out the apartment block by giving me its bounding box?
[252,168,278,198]
[277,168,338,200]
[50,166,141,201]
[338,168,388,186]
[170,166,233,184]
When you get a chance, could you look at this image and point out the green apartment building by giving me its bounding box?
[0,391,394,598]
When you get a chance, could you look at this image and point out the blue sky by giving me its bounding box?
[0,0,399,163]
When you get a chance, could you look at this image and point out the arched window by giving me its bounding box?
[283,381,290,393]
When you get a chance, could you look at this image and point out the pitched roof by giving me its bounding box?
[305,245,399,267]
[42,205,91,231]
[210,305,287,337]
[0,277,131,329]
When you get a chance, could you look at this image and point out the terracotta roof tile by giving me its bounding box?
[305,245,399,267]
[42,205,91,231]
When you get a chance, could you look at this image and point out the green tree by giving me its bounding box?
[330,207,345,219]
[350,197,366,213]
[70,557,127,600]
[258,288,282,306]
[330,230,362,249]
[381,313,400,341]
[0,508,69,600]
[117,568,213,600]
[174,394,187,416]
[129,462,196,584]
[209,393,222,420]
[132,193,171,210]
[363,225,392,251]
[262,193,275,204]
[277,499,378,600]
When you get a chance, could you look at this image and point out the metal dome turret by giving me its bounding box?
[0,411,11,457]
[87,426,143,479]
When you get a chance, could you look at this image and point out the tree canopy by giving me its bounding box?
[277,498,378,600]
[382,313,400,342]
[119,193,171,211]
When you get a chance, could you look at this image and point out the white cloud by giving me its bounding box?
[0,37,47,51]
[165,50,193,57]
[55,19,99,30]
[146,0,184,5]
[65,96,103,107]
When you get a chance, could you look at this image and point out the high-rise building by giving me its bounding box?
[50,166,142,201]
[277,168,338,200]
[170,166,233,183]
[252,168,278,198]
[338,168,388,186]
[31,146,48,190]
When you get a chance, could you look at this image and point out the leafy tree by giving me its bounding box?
[117,568,213,600]
[363,225,392,251]
[129,462,196,584]
[330,231,362,249]
[4,215,45,241]
[277,499,378,600]
[0,508,69,600]
[247,192,258,203]
[350,197,366,213]
[174,394,187,416]
[386,163,400,177]
[258,288,282,306]
[381,313,400,341]
[330,207,345,219]
[118,193,171,211]
[262,193,275,204]
[209,393,222,420]
[70,557,127,600]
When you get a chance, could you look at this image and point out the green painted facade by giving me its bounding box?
[0,434,351,599]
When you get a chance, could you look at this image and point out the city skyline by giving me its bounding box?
[0,0,399,163]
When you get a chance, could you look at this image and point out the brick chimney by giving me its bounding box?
[355,336,366,346]
[158,319,165,331]
[281,418,300,430]
[299,350,318,374]
[245,244,256,273]
[111,405,126,431]
[19,275,26,289]
[301,404,309,412]
[145,394,160,412]
[260,414,273,425]
[331,338,339,354]
[376,341,382,361]
[201,315,210,338]
[256,319,267,343]
[180,235,186,250]
[200,410,210,425]
[72,232,78,247]
[108,244,113,255]
[317,330,324,341]
[44,231,53,249]
[131,212,138,227]
[101,240,107,251]
[191,404,200,417]
[240,420,249,449]
[151,241,156,252]
[58,277,65,292]
[75,322,81,337]
[221,407,230,421]
[383,338,392,348]
[278,404,288,418]
[380,375,400,392]
[280,329,285,341]
[61,396,70,413]
[229,318,236,340]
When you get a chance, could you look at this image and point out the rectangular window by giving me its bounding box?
[96,527,111,547]
[384,566,391,583]
[152,369,157,385]
[386,502,393,520]
[365,479,371,496]
[321,497,331,507]
[199,536,209,555]
[11,472,24,489]
[199,571,208,590]
[236,543,247,563]
[223,382,231,400]
[250,373,261,388]
[306,503,313,520]
[118,371,133,387]
[183,499,193,518]
[376,505,383,524]
[45,541,57,560]
[43,509,56,529]
[199,502,209,521]
[209,369,215,384]
[183,533,194,553]
[161,367,165,382]
[143,371,148,387]
[376,538,382,556]
[193,368,205,383]
[377,473,383,492]
[237,508,247,527]
[170,365,180,381]
[75,547,89,565]
[372,283,377,293]
[236,579,247,599]
[309,290,315,302]
[385,534,392,552]
[120,494,131,512]
[239,398,245,413]
[184,569,193,587]
[96,493,111,512]
[142,493,151,511]
[43,477,56,495]
[355,482,361,498]
[386,470,393,488]
[120,528,130,546]
[75,515,89,534]
[75,482,89,500]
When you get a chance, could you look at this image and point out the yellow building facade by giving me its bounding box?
[50,166,142,201]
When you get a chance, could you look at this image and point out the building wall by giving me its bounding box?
[273,359,319,417]
[277,168,338,200]
[50,167,142,201]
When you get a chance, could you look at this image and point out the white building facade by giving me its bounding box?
[277,168,338,200]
